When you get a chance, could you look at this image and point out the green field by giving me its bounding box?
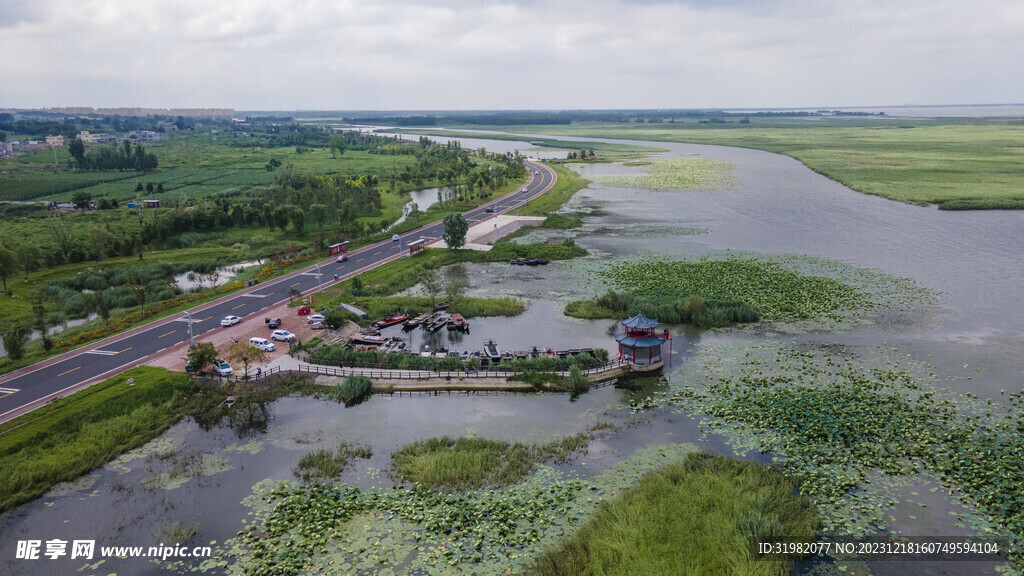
[465,119,1024,206]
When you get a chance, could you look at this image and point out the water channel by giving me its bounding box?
[2,131,1021,576]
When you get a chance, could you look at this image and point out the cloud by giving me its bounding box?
[1,0,1022,109]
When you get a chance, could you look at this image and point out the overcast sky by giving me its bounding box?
[2,0,1022,111]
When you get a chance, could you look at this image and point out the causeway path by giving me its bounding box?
[0,161,556,423]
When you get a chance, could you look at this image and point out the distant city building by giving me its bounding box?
[78,131,115,143]
[45,135,65,146]
[125,130,167,142]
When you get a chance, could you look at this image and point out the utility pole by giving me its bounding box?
[184,311,195,346]
[313,264,322,293]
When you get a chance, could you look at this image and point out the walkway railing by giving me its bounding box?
[296,359,631,381]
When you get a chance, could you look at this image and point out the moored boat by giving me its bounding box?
[373,312,409,329]
[404,312,430,328]
[483,339,501,362]
[447,313,468,331]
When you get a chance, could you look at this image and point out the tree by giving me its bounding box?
[72,191,92,212]
[18,242,42,280]
[186,342,219,375]
[227,341,269,380]
[91,292,111,325]
[309,203,327,235]
[48,214,75,264]
[128,274,150,312]
[444,264,468,307]
[418,267,443,307]
[146,182,154,193]
[328,137,346,159]
[274,206,290,231]
[442,213,469,250]
[0,244,16,291]
[290,206,305,234]
[262,201,275,231]
[68,138,85,165]
[87,225,112,263]
[1,327,26,361]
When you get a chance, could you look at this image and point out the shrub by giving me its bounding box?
[340,375,372,406]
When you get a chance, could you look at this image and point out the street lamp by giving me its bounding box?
[184,311,194,346]
[313,264,322,293]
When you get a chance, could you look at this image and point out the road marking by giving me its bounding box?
[232,303,246,310]
[241,293,270,298]
[373,251,381,255]
[158,330,176,338]
[113,347,132,355]
[355,258,364,262]
[85,350,118,356]
[198,316,212,322]
[289,282,301,288]
[57,366,81,377]
[0,387,19,398]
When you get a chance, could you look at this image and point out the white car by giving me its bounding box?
[521,188,528,193]
[248,337,276,352]
[271,329,295,342]
[221,315,242,326]
[306,314,325,324]
[534,170,540,175]
[213,359,233,376]
[392,234,401,242]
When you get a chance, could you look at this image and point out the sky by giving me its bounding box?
[2,0,1023,111]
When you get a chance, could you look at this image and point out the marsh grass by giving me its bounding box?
[162,521,200,544]
[566,289,759,327]
[293,442,373,483]
[392,426,614,491]
[531,452,819,576]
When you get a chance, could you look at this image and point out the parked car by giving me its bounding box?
[271,329,296,342]
[336,254,348,262]
[221,315,241,326]
[307,314,325,324]
[213,359,233,376]
[267,317,281,329]
[248,337,275,352]
[297,305,311,315]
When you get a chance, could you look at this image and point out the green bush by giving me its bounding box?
[339,375,372,406]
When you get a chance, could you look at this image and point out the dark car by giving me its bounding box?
[484,207,494,213]
[266,317,281,329]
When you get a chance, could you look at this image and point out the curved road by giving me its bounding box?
[0,161,556,422]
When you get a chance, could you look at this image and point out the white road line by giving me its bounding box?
[84,350,118,356]
[0,387,19,394]
[241,293,271,298]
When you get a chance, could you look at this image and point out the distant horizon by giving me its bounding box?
[4,103,1024,115]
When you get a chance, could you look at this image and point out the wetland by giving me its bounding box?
[2,132,1023,576]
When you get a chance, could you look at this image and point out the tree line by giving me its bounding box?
[68,139,158,172]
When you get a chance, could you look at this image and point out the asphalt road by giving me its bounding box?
[0,161,556,422]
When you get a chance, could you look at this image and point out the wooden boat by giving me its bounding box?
[433,301,449,311]
[524,259,549,266]
[350,334,385,345]
[358,327,381,336]
[483,340,500,362]
[426,312,451,332]
[373,313,409,329]
[447,313,468,331]
[403,312,430,328]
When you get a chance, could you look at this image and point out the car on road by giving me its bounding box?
[267,317,281,329]
[213,359,233,376]
[336,254,348,262]
[484,207,494,213]
[271,329,296,342]
[297,305,311,315]
[248,337,276,352]
[521,188,528,193]
[392,234,401,242]
[534,170,540,175]
[221,315,242,326]
[307,314,325,324]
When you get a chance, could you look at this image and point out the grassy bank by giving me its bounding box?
[389,129,666,159]
[0,367,224,512]
[293,442,372,483]
[486,120,1024,207]
[531,452,820,576]
[310,345,607,372]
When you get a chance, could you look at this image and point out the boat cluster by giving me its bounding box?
[402,311,469,333]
